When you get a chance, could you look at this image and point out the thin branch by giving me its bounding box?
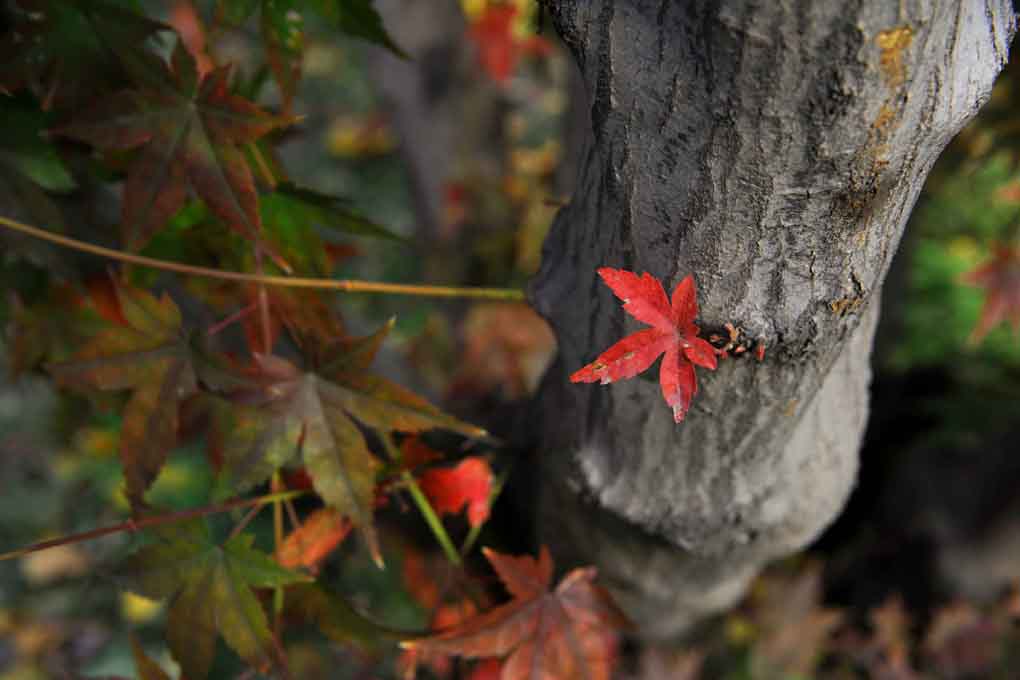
[0,215,526,301]
[0,490,305,562]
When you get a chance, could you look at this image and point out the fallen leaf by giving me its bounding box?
[570,268,717,422]
[403,547,627,680]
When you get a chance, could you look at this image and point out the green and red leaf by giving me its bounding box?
[48,282,197,510]
[54,41,294,253]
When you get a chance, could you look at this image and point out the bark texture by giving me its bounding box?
[529,0,1015,638]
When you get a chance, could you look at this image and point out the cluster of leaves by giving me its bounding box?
[0,1,626,678]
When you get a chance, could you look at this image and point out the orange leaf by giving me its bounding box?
[277,508,352,571]
[418,457,493,528]
[403,547,628,680]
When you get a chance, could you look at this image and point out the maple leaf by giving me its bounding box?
[276,507,353,572]
[570,268,717,423]
[961,244,1020,343]
[53,41,293,253]
[48,282,197,510]
[0,0,169,108]
[217,319,486,564]
[117,520,310,680]
[418,457,494,528]
[402,547,628,680]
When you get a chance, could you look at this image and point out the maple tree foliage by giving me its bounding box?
[403,547,628,680]
[48,281,198,511]
[0,1,633,677]
[117,520,310,679]
[571,268,718,422]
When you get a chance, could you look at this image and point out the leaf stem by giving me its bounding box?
[0,215,525,301]
[402,470,462,567]
[0,490,305,562]
[381,434,461,567]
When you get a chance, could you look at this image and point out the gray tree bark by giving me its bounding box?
[529,0,1015,639]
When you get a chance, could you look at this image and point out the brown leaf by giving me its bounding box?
[403,547,628,680]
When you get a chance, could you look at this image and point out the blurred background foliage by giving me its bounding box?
[1,0,1020,678]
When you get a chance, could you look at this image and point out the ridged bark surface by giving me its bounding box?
[530,0,1014,638]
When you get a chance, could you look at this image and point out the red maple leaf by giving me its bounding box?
[418,457,494,528]
[570,268,717,422]
[402,547,627,680]
[961,244,1020,343]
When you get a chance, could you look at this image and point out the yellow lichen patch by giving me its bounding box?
[873,103,897,139]
[828,297,865,317]
[876,26,913,89]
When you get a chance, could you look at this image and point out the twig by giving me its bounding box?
[0,215,526,301]
[0,490,305,562]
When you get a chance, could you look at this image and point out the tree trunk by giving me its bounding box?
[529,0,1014,639]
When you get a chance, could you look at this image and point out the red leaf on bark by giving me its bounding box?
[402,547,627,680]
[418,457,493,528]
[961,244,1020,343]
[570,268,717,422]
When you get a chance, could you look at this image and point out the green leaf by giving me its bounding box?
[0,104,75,192]
[268,182,407,246]
[0,0,170,107]
[48,284,197,509]
[286,582,395,650]
[308,0,407,58]
[118,520,310,680]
